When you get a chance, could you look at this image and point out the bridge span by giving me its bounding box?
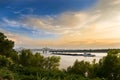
[31,48,112,54]
[49,49,109,53]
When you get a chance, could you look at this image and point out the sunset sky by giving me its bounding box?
[0,0,120,49]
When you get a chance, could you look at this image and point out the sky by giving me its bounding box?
[0,0,120,49]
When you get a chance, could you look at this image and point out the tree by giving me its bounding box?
[19,49,33,66]
[44,56,60,70]
[0,55,13,68]
[89,59,100,78]
[9,50,19,63]
[67,60,91,77]
[97,50,120,80]
[32,52,44,68]
[0,32,14,57]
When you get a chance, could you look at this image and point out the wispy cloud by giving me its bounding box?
[0,0,120,48]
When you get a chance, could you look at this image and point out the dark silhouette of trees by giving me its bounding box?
[0,32,14,57]
[67,60,91,77]
[96,50,120,80]
[18,49,60,70]
[0,55,13,68]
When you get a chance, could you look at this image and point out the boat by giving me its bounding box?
[80,52,95,57]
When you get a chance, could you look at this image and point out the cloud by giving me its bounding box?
[2,18,23,27]
[1,0,120,48]
[21,11,101,36]
[21,12,88,33]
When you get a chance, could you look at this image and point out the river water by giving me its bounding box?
[41,53,107,69]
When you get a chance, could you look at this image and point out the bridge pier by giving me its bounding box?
[42,48,50,54]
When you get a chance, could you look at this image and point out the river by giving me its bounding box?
[41,53,107,69]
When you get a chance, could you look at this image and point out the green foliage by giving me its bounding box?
[0,55,13,68]
[67,60,91,77]
[96,50,120,80]
[0,32,14,57]
[9,50,19,63]
[44,56,60,70]
[89,61,99,78]
[0,68,14,80]
[19,49,60,70]
[32,53,44,68]
[19,49,34,66]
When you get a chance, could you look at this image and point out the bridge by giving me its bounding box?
[49,49,109,53]
[31,48,111,54]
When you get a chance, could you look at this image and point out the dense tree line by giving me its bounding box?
[0,32,120,80]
